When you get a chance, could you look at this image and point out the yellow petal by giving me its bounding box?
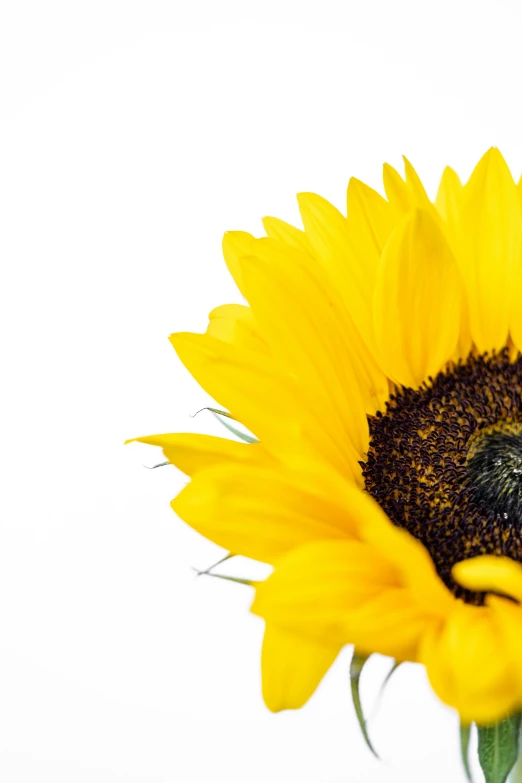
[261,624,341,712]
[510,252,522,353]
[382,163,414,218]
[517,175,522,210]
[361,510,454,609]
[207,304,267,353]
[383,159,441,225]
[435,167,472,361]
[346,177,396,267]
[238,239,371,458]
[297,191,381,359]
[341,589,442,661]
[420,602,519,724]
[373,209,461,388]
[453,555,522,603]
[251,536,446,662]
[262,216,311,252]
[435,166,463,235]
[171,331,299,451]
[511,165,522,348]
[171,331,362,483]
[172,463,371,563]
[403,157,440,220]
[457,148,522,353]
[243,235,388,420]
[344,178,397,353]
[296,191,349,258]
[127,432,267,477]
[251,539,401,641]
[452,295,473,362]
[222,231,255,296]
[487,595,522,694]
[383,158,448,232]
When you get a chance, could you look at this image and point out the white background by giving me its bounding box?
[1,1,521,780]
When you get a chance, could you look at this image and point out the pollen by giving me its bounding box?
[363,349,522,602]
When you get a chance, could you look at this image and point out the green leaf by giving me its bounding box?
[477,714,521,783]
[349,653,379,758]
[460,722,473,782]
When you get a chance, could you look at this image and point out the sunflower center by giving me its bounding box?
[363,350,522,603]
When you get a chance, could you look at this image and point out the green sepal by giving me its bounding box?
[368,660,401,723]
[194,553,235,577]
[460,722,473,782]
[380,660,401,691]
[209,409,257,443]
[191,567,254,587]
[204,407,235,420]
[349,653,379,758]
[477,714,521,783]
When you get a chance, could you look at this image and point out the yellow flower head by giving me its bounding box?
[131,149,522,735]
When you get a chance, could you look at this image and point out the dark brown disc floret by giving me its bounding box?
[362,349,522,603]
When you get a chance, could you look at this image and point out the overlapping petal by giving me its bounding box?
[238,237,382,448]
[435,166,472,360]
[373,209,461,387]
[435,166,463,240]
[173,462,385,564]
[206,304,268,353]
[346,176,396,266]
[262,216,311,252]
[486,597,522,696]
[221,230,255,296]
[419,602,520,724]
[251,539,401,643]
[170,331,363,483]
[383,162,416,218]
[297,191,382,358]
[457,148,522,353]
[251,525,452,683]
[128,432,268,476]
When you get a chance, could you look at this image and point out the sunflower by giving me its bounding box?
[131,148,522,778]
